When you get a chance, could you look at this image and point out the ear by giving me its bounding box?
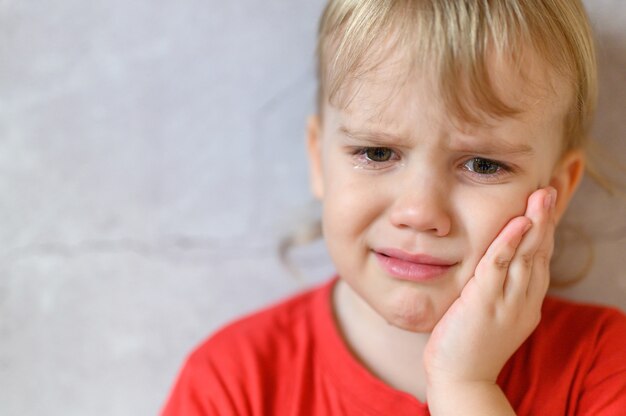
[306,114,324,200]
[549,148,585,223]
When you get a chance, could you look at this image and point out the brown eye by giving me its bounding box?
[466,158,501,175]
[365,147,393,162]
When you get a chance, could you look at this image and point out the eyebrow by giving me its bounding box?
[447,139,534,156]
[339,125,534,156]
[339,125,412,146]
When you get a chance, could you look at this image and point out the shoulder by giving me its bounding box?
[187,279,331,373]
[532,296,626,363]
[532,297,626,413]
[538,296,626,344]
[505,295,626,379]
[501,296,626,413]
[161,280,334,415]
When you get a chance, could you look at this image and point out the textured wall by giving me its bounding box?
[0,1,624,415]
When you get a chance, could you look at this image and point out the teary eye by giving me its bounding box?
[349,146,400,170]
[464,157,502,175]
[365,147,393,162]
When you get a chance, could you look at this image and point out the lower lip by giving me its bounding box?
[374,252,453,282]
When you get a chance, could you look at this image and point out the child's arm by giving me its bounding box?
[424,188,555,415]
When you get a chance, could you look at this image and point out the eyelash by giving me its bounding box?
[351,147,399,169]
[461,157,512,182]
[350,146,514,182]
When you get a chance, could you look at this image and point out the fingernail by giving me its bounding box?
[543,194,552,210]
[550,188,557,209]
[544,188,557,210]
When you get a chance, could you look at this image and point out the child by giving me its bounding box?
[163,1,626,414]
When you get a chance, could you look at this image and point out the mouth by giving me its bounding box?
[373,248,457,282]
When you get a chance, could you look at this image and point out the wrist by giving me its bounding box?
[427,379,515,416]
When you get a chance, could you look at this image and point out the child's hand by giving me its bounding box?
[424,187,556,412]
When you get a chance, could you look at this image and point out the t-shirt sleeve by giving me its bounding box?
[576,307,626,414]
[160,339,251,416]
[160,289,314,416]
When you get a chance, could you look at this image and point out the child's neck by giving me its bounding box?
[332,279,430,402]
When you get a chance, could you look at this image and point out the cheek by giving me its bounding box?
[457,187,530,262]
[321,166,382,242]
[325,188,385,237]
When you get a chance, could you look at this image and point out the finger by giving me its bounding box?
[474,215,533,300]
[527,189,557,308]
[503,187,554,301]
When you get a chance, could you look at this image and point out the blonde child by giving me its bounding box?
[163,1,626,414]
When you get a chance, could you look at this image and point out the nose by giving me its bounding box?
[388,173,452,237]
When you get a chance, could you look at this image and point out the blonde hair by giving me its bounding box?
[316,0,597,153]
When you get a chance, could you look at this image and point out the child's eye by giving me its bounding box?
[351,147,398,169]
[464,158,501,174]
[365,147,394,162]
[462,157,512,182]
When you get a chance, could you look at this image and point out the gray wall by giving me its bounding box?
[0,1,624,415]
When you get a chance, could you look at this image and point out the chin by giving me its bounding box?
[380,293,440,333]
[385,311,438,333]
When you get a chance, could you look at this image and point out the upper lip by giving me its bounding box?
[375,248,457,266]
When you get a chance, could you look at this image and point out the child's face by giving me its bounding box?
[308,52,580,332]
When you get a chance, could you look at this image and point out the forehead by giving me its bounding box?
[328,45,573,141]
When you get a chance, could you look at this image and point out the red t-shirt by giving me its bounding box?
[162,277,626,415]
